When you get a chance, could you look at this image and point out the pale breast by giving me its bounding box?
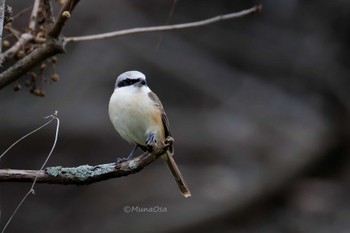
[108,86,164,146]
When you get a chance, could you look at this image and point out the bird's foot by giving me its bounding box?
[146,133,157,145]
[146,133,157,152]
[116,157,129,164]
[116,145,140,163]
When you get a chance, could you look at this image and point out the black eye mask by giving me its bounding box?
[118,78,142,87]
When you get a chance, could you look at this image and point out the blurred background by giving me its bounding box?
[1,0,350,232]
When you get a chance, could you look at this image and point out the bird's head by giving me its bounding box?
[115,71,147,89]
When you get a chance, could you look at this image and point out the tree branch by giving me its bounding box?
[0,38,64,89]
[0,137,173,185]
[28,0,40,32]
[0,0,80,89]
[48,0,79,38]
[0,3,261,90]
[0,32,33,63]
[65,4,262,43]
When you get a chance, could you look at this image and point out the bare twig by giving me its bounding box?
[28,0,40,32]
[155,0,179,50]
[0,111,60,233]
[65,4,262,43]
[0,112,56,160]
[0,32,33,63]
[0,137,173,185]
[13,5,32,20]
[4,24,21,38]
[0,3,261,90]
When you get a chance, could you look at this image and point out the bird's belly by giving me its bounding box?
[109,91,163,146]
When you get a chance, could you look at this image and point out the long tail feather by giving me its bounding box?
[161,153,191,198]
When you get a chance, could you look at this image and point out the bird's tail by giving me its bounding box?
[161,152,191,198]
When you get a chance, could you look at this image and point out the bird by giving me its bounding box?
[108,70,191,198]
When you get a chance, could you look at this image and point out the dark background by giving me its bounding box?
[1,0,350,232]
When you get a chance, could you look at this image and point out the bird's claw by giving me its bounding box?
[146,142,156,152]
[164,136,174,146]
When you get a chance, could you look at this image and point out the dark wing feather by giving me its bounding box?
[148,92,173,154]
[148,92,171,137]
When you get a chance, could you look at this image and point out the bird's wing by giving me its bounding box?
[148,91,171,137]
[148,91,174,155]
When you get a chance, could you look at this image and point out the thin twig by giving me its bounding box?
[0,3,261,90]
[32,112,60,185]
[0,32,33,63]
[28,0,41,32]
[13,5,32,20]
[1,111,60,233]
[155,0,179,50]
[65,4,262,43]
[0,113,54,160]
[4,24,21,38]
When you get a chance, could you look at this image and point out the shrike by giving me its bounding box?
[108,71,191,198]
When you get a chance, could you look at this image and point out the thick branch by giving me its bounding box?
[65,4,262,43]
[0,138,172,185]
[0,38,64,89]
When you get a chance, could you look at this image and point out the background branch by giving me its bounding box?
[65,4,262,43]
[0,3,260,90]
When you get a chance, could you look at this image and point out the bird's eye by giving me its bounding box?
[117,78,142,88]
